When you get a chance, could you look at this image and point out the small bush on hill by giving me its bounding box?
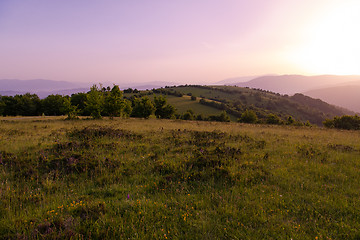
[238,110,258,124]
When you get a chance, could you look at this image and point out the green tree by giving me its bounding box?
[85,85,104,119]
[71,92,88,115]
[62,97,79,120]
[131,96,155,119]
[42,94,65,116]
[1,96,17,116]
[238,109,258,123]
[122,99,133,117]
[104,85,124,118]
[154,95,176,119]
[14,93,41,116]
[0,96,5,116]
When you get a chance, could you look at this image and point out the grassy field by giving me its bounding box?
[124,93,238,121]
[1,117,360,239]
[165,95,237,121]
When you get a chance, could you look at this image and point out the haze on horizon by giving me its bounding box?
[1,0,360,85]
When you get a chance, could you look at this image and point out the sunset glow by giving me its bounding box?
[1,0,359,84]
[289,1,360,75]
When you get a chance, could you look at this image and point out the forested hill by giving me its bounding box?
[0,84,352,126]
[160,85,353,125]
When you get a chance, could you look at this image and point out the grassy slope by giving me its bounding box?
[1,117,360,239]
[167,85,351,125]
[165,95,237,121]
[124,93,238,121]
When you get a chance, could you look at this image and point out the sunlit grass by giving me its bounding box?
[1,117,360,239]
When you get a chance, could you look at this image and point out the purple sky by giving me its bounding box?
[1,0,359,84]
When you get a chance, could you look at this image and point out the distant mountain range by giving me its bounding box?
[214,76,262,85]
[233,75,360,95]
[0,79,86,92]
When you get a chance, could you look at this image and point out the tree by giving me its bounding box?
[14,93,41,116]
[104,85,124,118]
[154,95,166,118]
[0,96,5,116]
[161,104,176,119]
[1,96,17,116]
[238,109,258,123]
[131,96,155,118]
[42,94,65,116]
[62,97,79,120]
[154,95,176,119]
[85,85,104,119]
[71,92,88,115]
[122,99,133,117]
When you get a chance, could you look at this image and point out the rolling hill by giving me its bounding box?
[159,85,353,125]
[304,85,360,113]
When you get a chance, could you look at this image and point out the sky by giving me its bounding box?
[1,0,360,84]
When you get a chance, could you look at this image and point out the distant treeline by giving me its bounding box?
[0,85,231,122]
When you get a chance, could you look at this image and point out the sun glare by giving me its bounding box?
[289,1,360,75]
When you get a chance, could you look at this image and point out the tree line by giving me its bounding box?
[0,85,176,120]
[0,85,231,122]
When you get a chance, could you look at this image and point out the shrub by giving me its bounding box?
[266,114,281,125]
[323,115,360,130]
[238,109,258,123]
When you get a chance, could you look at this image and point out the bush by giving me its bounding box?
[238,110,258,123]
[266,114,281,125]
[182,110,195,120]
[208,111,230,122]
[131,96,155,119]
[323,115,360,130]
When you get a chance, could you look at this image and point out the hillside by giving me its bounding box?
[304,85,360,113]
[160,85,352,125]
[234,75,360,94]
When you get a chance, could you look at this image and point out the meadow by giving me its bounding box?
[1,116,360,239]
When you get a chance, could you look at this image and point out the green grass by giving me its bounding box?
[124,93,238,120]
[165,95,237,121]
[1,117,360,239]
